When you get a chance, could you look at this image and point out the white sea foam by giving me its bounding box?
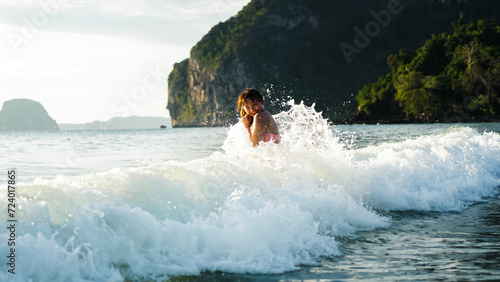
[1,102,499,280]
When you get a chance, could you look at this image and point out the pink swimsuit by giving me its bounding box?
[263,133,281,143]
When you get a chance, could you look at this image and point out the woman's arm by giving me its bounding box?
[249,112,272,146]
[242,114,253,129]
[242,114,253,136]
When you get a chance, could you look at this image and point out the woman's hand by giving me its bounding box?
[242,114,253,129]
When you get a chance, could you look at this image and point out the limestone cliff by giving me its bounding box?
[167,0,500,127]
[168,54,255,127]
[0,99,59,131]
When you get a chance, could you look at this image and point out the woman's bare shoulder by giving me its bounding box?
[254,110,273,120]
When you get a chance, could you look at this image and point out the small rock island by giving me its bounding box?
[0,99,59,131]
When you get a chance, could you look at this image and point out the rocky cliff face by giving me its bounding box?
[168,56,256,127]
[0,99,59,131]
[167,0,500,127]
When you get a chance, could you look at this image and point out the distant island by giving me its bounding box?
[58,116,171,130]
[167,0,500,127]
[0,99,59,131]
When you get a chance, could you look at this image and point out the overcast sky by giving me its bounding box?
[0,0,250,124]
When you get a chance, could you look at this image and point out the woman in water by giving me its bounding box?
[237,88,281,146]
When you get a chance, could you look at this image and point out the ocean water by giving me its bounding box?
[0,102,499,281]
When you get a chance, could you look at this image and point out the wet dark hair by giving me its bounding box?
[237,88,264,117]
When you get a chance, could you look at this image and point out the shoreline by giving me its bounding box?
[334,118,500,125]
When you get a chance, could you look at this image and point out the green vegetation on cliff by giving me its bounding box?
[190,0,270,72]
[353,19,500,123]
